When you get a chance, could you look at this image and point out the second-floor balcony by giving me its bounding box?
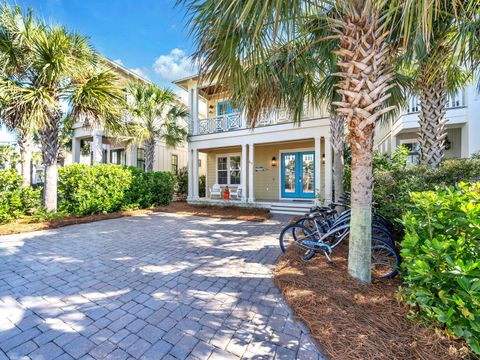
[190,107,322,136]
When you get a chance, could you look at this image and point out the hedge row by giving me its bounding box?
[58,164,175,215]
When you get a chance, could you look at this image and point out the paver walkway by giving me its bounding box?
[0,213,323,360]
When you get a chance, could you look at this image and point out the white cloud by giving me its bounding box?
[153,48,196,82]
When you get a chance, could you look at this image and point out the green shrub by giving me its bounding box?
[400,183,480,354]
[199,174,206,198]
[58,164,133,215]
[176,167,188,199]
[59,164,176,215]
[0,169,41,224]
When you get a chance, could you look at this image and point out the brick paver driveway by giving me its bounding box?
[0,213,322,360]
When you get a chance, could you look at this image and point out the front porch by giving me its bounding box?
[187,137,333,214]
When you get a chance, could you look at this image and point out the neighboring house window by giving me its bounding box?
[171,154,178,174]
[110,149,125,165]
[217,155,241,185]
[401,142,420,165]
[137,148,145,170]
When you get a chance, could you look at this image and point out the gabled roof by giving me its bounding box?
[103,57,152,84]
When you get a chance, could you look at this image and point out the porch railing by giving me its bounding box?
[191,104,321,135]
[406,90,466,114]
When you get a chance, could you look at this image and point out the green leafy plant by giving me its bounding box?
[175,167,188,199]
[199,175,206,198]
[0,168,41,223]
[58,164,175,215]
[58,164,133,215]
[400,183,480,354]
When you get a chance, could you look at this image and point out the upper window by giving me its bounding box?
[217,155,241,185]
[401,142,420,165]
[171,154,178,174]
[217,101,239,116]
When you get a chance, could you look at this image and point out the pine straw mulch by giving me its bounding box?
[274,244,471,360]
[154,201,271,222]
[0,202,270,236]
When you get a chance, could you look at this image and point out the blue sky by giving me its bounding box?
[1,0,198,142]
[12,0,196,88]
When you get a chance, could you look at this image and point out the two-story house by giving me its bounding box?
[70,58,197,175]
[174,75,333,215]
[374,84,480,162]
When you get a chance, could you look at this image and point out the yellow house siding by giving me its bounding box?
[253,140,314,200]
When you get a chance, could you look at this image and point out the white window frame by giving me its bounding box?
[215,153,241,186]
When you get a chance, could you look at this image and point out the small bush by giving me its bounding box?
[59,164,133,215]
[199,174,206,198]
[400,183,480,354]
[0,169,41,224]
[59,164,175,215]
[175,167,188,199]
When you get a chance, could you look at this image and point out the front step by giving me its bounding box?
[270,202,313,216]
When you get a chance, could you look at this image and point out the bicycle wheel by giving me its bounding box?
[279,224,316,253]
[371,238,400,279]
[371,225,395,247]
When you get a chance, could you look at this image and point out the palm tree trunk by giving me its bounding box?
[18,130,33,187]
[333,7,395,283]
[330,114,345,202]
[145,139,155,171]
[418,60,448,169]
[40,110,61,211]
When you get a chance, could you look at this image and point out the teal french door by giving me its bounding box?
[281,152,315,198]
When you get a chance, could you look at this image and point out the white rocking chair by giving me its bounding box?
[230,185,243,200]
[210,183,222,198]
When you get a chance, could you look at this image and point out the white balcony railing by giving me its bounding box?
[197,113,243,135]
[406,90,466,114]
[191,103,321,135]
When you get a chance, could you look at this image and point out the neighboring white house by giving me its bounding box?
[70,58,203,175]
[374,84,480,163]
[173,74,333,215]
[0,124,16,146]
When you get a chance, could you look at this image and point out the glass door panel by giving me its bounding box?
[301,153,314,195]
[282,154,296,195]
[281,151,315,198]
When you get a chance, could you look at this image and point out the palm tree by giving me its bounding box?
[126,82,188,171]
[406,4,474,168]
[0,4,39,186]
[0,5,125,210]
[180,0,471,283]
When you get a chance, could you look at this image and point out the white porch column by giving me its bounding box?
[248,143,255,203]
[324,135,333,205]
[188,87,199,135]
[72,137,81,164]
[91,130,103,164]
[187,147,193,201]
[241,144,247,202]
[188,89,194,135]
[314,136,322,204]
[193,148,199,200]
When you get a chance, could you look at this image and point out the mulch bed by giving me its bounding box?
[0,202,270,236]
[274,244,470,360]
[154,201,271,222]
